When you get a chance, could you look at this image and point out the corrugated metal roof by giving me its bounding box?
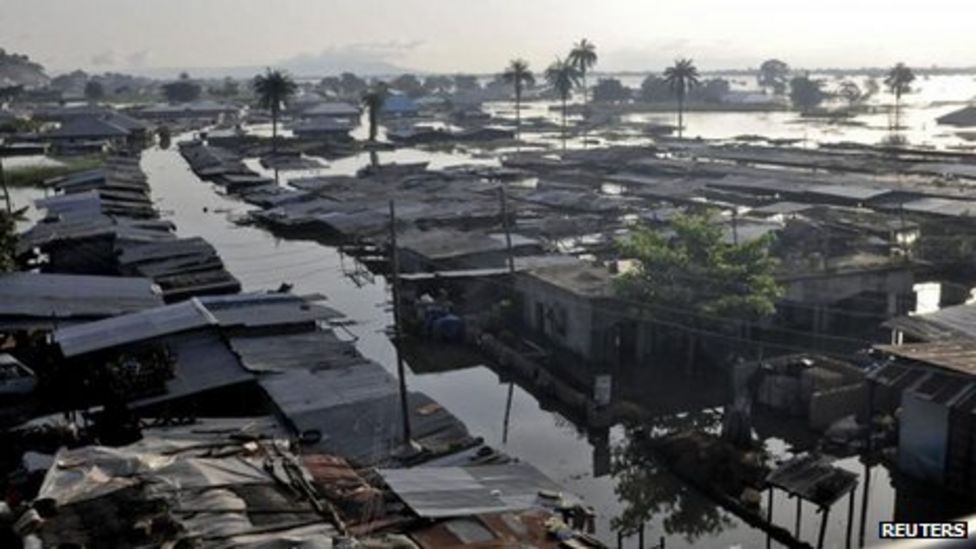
[47,116,131,139]
[229,331,366,373]
[118,237,217,265]
[399,229,539,262]
[875,340,976,377]
[378,463,576,518]
[132,331,254,407]
[884,302,976,342]
[55,298,216,357]
[900,197,976,218]
[0,272,162,320]
[765,454,858,507]
[260,363,471,465]
[805,184,892,202]
[260,362,398,415]
[198,292,344,328]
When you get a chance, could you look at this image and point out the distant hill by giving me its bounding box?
[0,48,49,88]
[122,48,415,80]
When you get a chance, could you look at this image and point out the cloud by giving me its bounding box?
[126,50,150,67]
[278,41,424,75]
[90,50,116,66]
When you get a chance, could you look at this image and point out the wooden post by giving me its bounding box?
[616,530,623,549]
[638,522,645,548]
[766,487,774,549]
[858,463,871,548]
[0,154,11,214]
[846,488,856,549]
[731,207,739,245]
[499,185,517,445]
[502,381,515,444]
[795,496,802,538]
[389,200,412,445]
[817,507,830,549]
[499,186,516,275]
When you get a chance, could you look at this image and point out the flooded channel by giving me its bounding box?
[131,137,926,548]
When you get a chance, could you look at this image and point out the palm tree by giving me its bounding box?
[884,63,915,131]
[361,83,388,143]
[545,58,582,151]
[501,59,535,149]
[663,59,700,139]
[252,68,297,155]
[568,39,597,105]
[568,39,597,148]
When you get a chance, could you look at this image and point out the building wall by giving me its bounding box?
[809,383,867,430]
[899,393,950,483]
[515,276,597,361]
[782,267,914,306]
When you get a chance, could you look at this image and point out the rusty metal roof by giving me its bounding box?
[765,454,858,508]
[875,339,976,377]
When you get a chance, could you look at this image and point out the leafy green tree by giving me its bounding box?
[592,78,631,103]
[789,74,825,113]
[361,83,388,142]
[319,76,341,96]
[884,63,915,130]
[837,80,863,108]
[339,72,368,98]
[391,74,424,97]
[422,75,453,95]
[0,210,16,271]
[639,75,671,103]
[663,59,700,138]
[84,81,104,102]
[615,212,782,367]
[211,77,239,98]
[161,79,201,103]
[501,59,535,147]
[611,422,735,542]
[691,78,730,104]
[757,59,790,95]
[252,68,297,155]
[545,58,582,150]
[453,74,481,91]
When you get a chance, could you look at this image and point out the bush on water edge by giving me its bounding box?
[2,156,105,188]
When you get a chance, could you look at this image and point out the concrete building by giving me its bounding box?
[872,340,976,497]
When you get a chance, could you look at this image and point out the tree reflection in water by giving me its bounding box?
[610,409,736,544]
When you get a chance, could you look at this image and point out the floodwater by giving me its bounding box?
[131,137,941,548]
[8,74,976,545]
[486,73,976,151]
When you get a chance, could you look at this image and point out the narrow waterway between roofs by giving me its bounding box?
[138,139,910,548]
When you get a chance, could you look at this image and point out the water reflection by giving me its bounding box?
[611,422,736,544]
[129,135,976,547]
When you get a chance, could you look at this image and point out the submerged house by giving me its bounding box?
[937,105,976,127]
[513,262,634,368]
[397,228,542,273]
[871,340,976,498]
[0,272,162,334]
[44,115,133,152]
[136,100,240,122]
[383,93,420,117]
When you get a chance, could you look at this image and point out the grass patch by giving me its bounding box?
[2,155,106,188]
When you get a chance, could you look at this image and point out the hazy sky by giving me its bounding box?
[2,0,974,75]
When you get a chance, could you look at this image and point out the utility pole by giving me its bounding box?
[0,141,12,213]
[731,207,739,245]
[388,200,412,446]
[499,186,516,275]
[499,185,516,445]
